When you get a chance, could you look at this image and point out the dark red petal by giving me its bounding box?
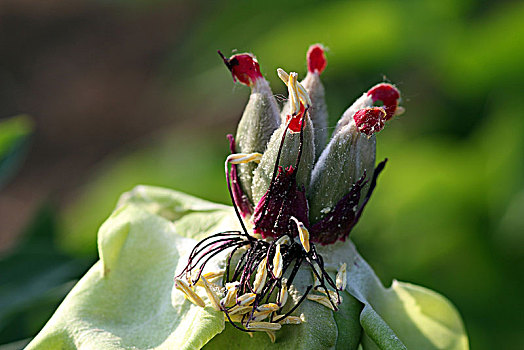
[252,166,309,239]
[227,134,253,218]
[286,103,306,133]
[307,44,327,74]
[353,107,387,136]
[367,83,400,121]
[219,51,263,86]
[310,160,387,245]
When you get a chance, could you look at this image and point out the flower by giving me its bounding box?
[175,44,402,341]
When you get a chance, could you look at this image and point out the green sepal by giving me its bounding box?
[235,79,280,201]
[251,117,315,205]
[308,124,375,223]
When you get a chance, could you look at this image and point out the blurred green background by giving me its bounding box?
[1,0,523,348]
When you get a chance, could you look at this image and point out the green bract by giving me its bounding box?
[28,186,468,349]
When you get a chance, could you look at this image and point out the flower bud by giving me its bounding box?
[308,108,385,223]
[220,51,281,202]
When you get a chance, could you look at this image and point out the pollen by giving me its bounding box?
[291,216,310,253]
[175,278,206,308]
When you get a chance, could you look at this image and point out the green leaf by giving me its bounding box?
[319,241,469,350]
[27,187,468,349]
[27,193,227,349]
[0,115,33,188]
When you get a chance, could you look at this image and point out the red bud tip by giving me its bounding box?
[307,44,327,74]
[286,103,306,133]
[367,83,401,121]
[353,107,387,136]
[218,51,263,86]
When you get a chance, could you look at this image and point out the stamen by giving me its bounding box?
[226,152,263,165]
[221,282,240,308]
[279,316,303,325]
[272,244,283,279]
[336,263,347,290]
[307,294,336,310]
[237,292,257,306]
[193,270,224,287]
[201,276,222,311]
[319,289,343,305]
[257,303,280,312]
[291,216,311,253]
[277,68,312,110]
[253,257,268,293]
[246,322,282,331]
[252,310,272,322]
[278,282,289,307]
[229,305,253,315]
[175,278,205,308]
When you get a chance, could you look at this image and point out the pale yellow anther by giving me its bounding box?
[291,216,310,253]
[307,294,336,310]
[319,289,343,305]
[336,263,347,290]
[175,278,206,308]
[288,72,301,116]
[277,68,312,114]
[278,315,302,325]
[246,322,282,331]
[272,244,283,279]
[257,303,280,312]
[221,282,240,307]
[253,257,268,294]
[201,276,222,311]
[277,68,289,83]
[226,152,263,165]
[225,313,245,323]
[229,305,253,315]
[252,310,271,322]
[278,283,289,307]
[237,292,257,306]
[193,270,224,287]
